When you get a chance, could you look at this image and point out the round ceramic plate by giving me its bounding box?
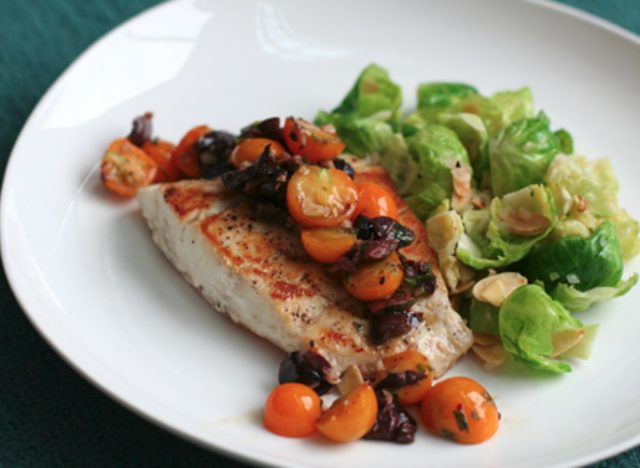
[3,0,640,466]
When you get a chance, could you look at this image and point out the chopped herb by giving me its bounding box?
[471,409,480,421]
[453,405,470,432]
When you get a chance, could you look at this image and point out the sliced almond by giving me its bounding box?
[472,344,507,370]
[551,328,585,358]
[337,364,365,396]
[473,332,500,347]
[472,272,528,308]
[451,163,472,212]
[500,207,551,236]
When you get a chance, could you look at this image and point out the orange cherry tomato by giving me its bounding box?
[264,383,322,438]
[420,377,499,445]
[345,251,404,301]
[229,138,286,168]
[381,350,433,405]
[300,228,357,263]
[142,139,180,183]
[286,165,358,228]
[100,138,157,197]
[354,182,399,220]
[171,125,211,178]
[316,383,378,442]
[283,117,346,163]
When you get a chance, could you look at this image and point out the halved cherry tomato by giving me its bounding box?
[420,377,499,444]
[300,228,357,263]
[283,117,345,163]
[354,182,398,220]
[286,166,358,228]
[171,125,211,178]
[229,138,286,168]
[316,383,377,442]
[264,383,321,438]
[100,138,157,197]
[345,251,404,301]
[380,350,433,405]
[142,139,180,182]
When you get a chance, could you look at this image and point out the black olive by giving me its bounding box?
[127,112,153,147]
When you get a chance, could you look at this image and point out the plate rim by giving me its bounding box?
[2,0,640,466]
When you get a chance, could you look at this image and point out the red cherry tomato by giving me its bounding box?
[345,251,405,301]
[171,125,211,178]
[421,377,499,444]
[100,138,157,197]
[316,383,378,442]
[354,182,399,220]
[229,138,286,168]
[286,165,358,228]
[300,228,357,263]
[380,350,433,405]
[142,139,180,182]
[283,117,345,163]
[264,383,322,438]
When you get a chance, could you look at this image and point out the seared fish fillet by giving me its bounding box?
[137,165,472,377]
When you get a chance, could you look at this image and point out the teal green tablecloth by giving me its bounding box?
[1,1,639,466]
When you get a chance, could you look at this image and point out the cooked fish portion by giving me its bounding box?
[137,166,472,377]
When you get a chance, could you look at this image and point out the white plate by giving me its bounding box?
[3,0,640,466]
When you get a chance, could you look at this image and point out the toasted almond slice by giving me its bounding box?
[337,364,365,396]
[451,163,472,212]
[472,344,507,369]
[472,272,528,307]
[551,328,585,358]
[500,207,551,236]
[573,195,590,212]
[473,332,500,347]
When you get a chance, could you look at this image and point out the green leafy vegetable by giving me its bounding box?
[403,124,471,218]
[316,113,417,193]
[426,210,476,293]
[416,82,478,117]
[551,274,638,312]
[515,221,624,291]
[490,87,534,126]
[468,299,500,336]
[499,285,583,373]
[437,112,489,176]
[545,154,640,258]
[488,112,561,196]
[554,129,574,154]
[329,63,402,119]
[457,185,557,269]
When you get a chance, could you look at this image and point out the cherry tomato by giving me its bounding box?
[300,228,357,263]
[100,138,157,197]
[264,383,322,438]
[345,252,404,301]
[381,350,433,405]
[229,138,286,168]
[283,117,346,163]
[354,182,399,220]
[286,165,358,228]
[420,377,499,444]
[316,383,377,442]
[142,139,180,182]
[171,125,211,178]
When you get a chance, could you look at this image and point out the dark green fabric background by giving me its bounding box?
[1,1,639,466]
